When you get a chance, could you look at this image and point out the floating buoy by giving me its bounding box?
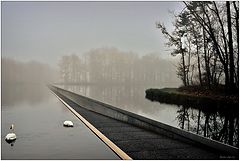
[5,124,17,143]
[63,120,74,127]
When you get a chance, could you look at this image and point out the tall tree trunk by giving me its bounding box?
[190,65,194,85]
[233,1,239,87]
[181,41,187,86]
[203,27,211,88]
[224,64,229,90]
[197,44,202,86]
[187,111,190,131]
[182,53,187,86]
[186,37,191,86]
[213,2,230,88]
[227,1,235,92]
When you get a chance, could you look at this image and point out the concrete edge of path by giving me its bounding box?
[50,90,132,160]
[49,85,239,157]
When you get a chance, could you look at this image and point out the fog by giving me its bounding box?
[2,47,181,87]
[58,47,181,86]
[2,57,58,85]
[1,2,184,91]
[1,1,184,87]
[2,1,183,66]
[1,3,239,158]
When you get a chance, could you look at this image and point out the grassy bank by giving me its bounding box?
[145,87,238,114]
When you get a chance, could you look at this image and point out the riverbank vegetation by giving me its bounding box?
[146,87,238,111]
[156,1,239,94]
[145,87,238,146]
[146,1,239,147]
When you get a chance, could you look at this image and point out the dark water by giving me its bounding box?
[57,84,239,147]
[1,84,119,159]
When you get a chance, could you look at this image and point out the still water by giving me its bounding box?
[57,84,180,127]
[57,84,239,147]
[1,84,119,159]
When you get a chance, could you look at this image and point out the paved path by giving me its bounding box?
[52,90,237,160]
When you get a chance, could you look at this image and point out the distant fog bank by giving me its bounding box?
[58,47,181,87]
[2,57,58,85]
[2,47,181,87]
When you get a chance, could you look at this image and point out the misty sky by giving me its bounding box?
[2,1,183,67]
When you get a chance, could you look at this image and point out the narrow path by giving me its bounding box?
[53,90,233,160]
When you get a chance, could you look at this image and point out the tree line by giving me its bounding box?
[157,1,239,93]
[2,57,57,84]
[58,47,180,85]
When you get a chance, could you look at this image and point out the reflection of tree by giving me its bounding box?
[2,84,49,107]
[176,105,190,130]
[176,105,238,147]
[62,83,238,148]
[63,83,238,147]
[62,84,179,121]
[196,109,201,134]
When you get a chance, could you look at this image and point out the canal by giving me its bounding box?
[1,84,119,159]
[57,84,239,147]
[56,84,180,127]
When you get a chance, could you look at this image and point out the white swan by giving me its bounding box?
[63,120,74,127]
[5,124,17,142]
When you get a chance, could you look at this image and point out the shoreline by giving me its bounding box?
[145,88,238,114]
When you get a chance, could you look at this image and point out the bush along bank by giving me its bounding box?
[145,88,238,115]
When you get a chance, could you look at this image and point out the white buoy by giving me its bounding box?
[5,124,17,142]
[63,120,74,127]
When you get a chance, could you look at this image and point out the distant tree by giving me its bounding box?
[2,57,56,84]
[58,48,179,86]
[59,55,71,83]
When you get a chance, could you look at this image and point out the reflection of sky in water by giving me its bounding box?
[57,84,180,127]
[2,84,119,159]
[56,84,239,147]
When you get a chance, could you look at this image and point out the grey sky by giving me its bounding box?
[2,1,183,67]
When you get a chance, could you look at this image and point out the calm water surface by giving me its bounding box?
[57,84,238,147]
[1,84,119,159]
[57,84,180,126]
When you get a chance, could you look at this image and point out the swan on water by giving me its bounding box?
[63,120,74,127]
[5,124,17,143]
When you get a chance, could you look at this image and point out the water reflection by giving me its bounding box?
[57,84,180,126]
[2,83,119,159]
[2,83,49,108]
[175,105,238,147]
[5,140,16,147]
[57,84,239,148]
